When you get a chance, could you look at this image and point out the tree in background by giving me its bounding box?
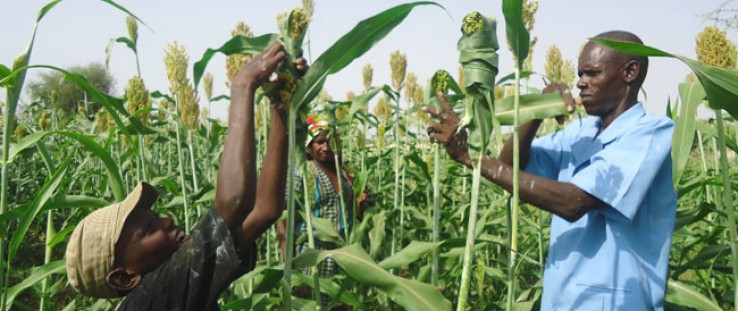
[704,0,738,30]
[27,62,115,118]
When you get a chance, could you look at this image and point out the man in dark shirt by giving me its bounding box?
[65,42,302,310]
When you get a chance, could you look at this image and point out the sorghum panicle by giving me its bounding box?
[696,26,737,69]
[390,50,407,91]
[126,15,138,44]
[203,72,213,101]
[125,76,151,123]
[362,64,373,91]
[164,42,189,93]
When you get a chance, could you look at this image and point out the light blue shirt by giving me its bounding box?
[526,103,677,310]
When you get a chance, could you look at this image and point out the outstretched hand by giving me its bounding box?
[423,92,472,167]
[233,42,286,89]
[542,83,576,125]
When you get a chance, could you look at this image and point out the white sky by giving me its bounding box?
[2,0,736,120]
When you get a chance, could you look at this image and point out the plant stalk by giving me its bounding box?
[506,67,522,311]
[431,144,442,286]
[457,153,484,311]
[282,107,297,311]
[715,110,738,310]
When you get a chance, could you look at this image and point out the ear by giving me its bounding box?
[622,60,640,84]
[106,267,142,292]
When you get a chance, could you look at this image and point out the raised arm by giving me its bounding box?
[424,86,598,222]
[214,42,285,254]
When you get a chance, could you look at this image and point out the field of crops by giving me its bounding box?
[2,0,738,310]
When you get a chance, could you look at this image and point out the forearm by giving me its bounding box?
[238,107,288,256]
[499,119,542,167]
[471,155,598,222]
[215,82,258,230]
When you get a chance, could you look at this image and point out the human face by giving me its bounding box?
[115,208,189,275]
[576,44,628,119]
[309,131,335,164]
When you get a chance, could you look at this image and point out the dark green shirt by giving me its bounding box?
[117,208,254,311]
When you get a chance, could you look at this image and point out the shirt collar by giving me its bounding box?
[595,102,645,144]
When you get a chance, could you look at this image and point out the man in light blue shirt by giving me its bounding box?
[425,30,676,310]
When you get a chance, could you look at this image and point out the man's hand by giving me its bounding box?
[232,42,286,90]
[542,83,576,125]
[424,92,473,167]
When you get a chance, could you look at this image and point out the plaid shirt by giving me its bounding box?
[294,161,354,308]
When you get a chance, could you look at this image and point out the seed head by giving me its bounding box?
[412,84,425,106]
[231,21,254,38]
[39,112,51,130]
[50,90,58,105]
[362,64,373,90]
[404,72,418,104]
[125,76,151,123]
[374,96,391,121]
[226,22,254,86]
[164,41,189,92]
[203,72,213,101]
[96,109,110,132]
[696,26,737,69]
[126,15,138,44]
[544,45,564,83]
[14,124,27,141]
[523,0,538,33]
[289,8,310,39]
[302,0,315,19]
[177,83,200,130]
[390,50,407,91]
[336,105,349,120]
[346,91,356,102]
[431,70,450,94]
[377,122,386,147]
[494,85,505,100]
[462,12,484,35]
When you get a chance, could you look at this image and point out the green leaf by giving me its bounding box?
[591,38,738,119]
[97,0,148,29]
[193,34,279,88]
[4,260,66,310]
[8,130,127,200]
[696,120,738,153]
[48,224,76,248]
[6,131,47,164]
[36,0,63,22]
[115,36,136,52]
[497,70,534,86]
[502,0,530,68]
[369,211,387,259]
[494,92,570,125]
[0,64,10,85]
[347,85,396,121]
[379,241,442,270]
[665,279,723,311]
[8,160,69,263]
[672,82,706,187]
[56,131,125,200]
[44,194,110,211]
[310,216,345,245]
[291,2,444,111]
[292,273,362,306]
[293,244,452,311]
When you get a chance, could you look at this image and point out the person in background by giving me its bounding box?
[277,116,369,310]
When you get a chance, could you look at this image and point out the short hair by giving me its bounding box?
[590,30,649,88]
